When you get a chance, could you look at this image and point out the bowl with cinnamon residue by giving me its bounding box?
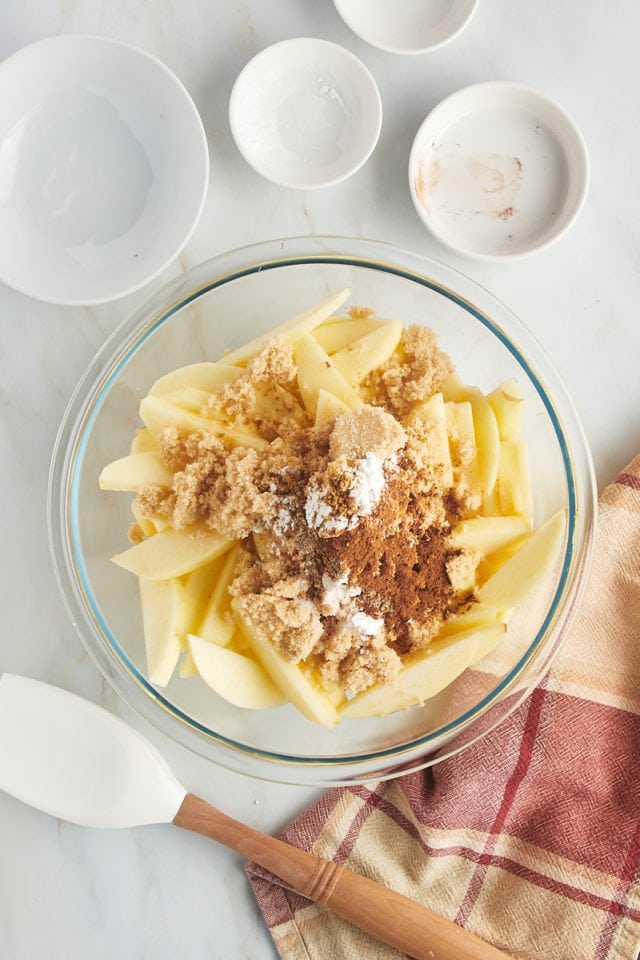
[49,236,596,785]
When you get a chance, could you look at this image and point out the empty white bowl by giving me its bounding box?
[229,38,382,189]
[0,35,209,305]
[333,0,479,54]
[409,82,589,260]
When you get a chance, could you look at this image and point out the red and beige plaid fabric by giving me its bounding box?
[247,453,640,960]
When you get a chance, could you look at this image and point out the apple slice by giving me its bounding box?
[187,634,287,709]
[341,623,506,719]
[405,392,454,487]
[196,544,240,646]
[315,388,350,425]
[445,400,481,502]
[99,451,173,492]
[232,599,339,727]
[487,379,524,440]
[112,527,232,580]
[331,319,403,385]
[313,316,384,354]
[448,515,532,555]
[139,395,266,450]
[149,361,242,397]
[478,510,566,609]
[221,289,351,366]
[139,577,185,687]
[129,427,158,455]
[294,334,363,418]
[469,390,500,497]
[497,439,534,521]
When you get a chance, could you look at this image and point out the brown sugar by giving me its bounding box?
[134,327,476,696]
[364,324,453,418]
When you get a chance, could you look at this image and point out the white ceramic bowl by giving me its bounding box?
[0,35,209,305]
[229,38,382,189]
[333,0,479,54]
[409,82,589,260]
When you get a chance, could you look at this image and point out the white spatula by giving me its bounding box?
[0,673,512,960]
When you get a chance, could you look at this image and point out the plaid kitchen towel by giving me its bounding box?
[246,453,640,960]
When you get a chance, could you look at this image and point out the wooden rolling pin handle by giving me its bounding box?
[174,793,513,960]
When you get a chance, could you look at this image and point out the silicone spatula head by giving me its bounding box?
[0,674,186,828]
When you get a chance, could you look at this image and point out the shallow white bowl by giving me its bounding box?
[409,82,589,260]
[0,35,209,305]
[333,0,479,54]
[229,38,382,189]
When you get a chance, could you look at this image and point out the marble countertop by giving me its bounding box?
[1,2,639,958]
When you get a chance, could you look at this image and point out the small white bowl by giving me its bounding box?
[409,82,589,260]
[229,38,382,190]
[0,35,209,305]
[333,0,479,55]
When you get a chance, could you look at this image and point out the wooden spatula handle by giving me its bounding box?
[174,793,512,960]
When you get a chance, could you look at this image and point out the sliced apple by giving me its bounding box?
[294,334,363,419]
[478,510,566,609]
[187,634,287,709]
[469,389,500,497]
[196,544,241,646]
[315,388,350,425]
[129,427,158,455]
[313,316,384,354]
[139,395,267,450]
[487,378,524,440]
[331,319,403,385]
[341,623,506,718]
[438,602,504,637]
[232,599,339,727]
[448,515,532,555]
[405,392,454,487]
[497,439,534,521]
[149,361,242,397]
[181,555,227,636]
[221,289,351,366]
[99,451,173,492]
[445,400,480,502]
[161,387,227,419]
[112,527,232,580]
[139,577,185,687]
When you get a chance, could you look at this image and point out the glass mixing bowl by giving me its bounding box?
[48,236,596,785]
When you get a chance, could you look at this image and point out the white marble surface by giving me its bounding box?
[1,2,639,958]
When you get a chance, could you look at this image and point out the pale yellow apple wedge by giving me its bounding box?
[445,400,481,501]
[469,390,501,498]
[187,634,287,709]
[315,388,350,425]
[129,427,158,455]
[330,319,403,386]
[487,378,524,440]
[448,515,532,555]
[221,288,351,366]
[341,623,506,719]
[149,361,242,397]
[99,451,173,492]
[139,577,185,687]
[496,439,534,521]
[294,334,363,419]
[139,395,267,450]
[112,528,232,580]
[405,392,454,487]
[478,509,566,609]
[196,544,241,646]
[232,599,339,727]
[312,316,384,354]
